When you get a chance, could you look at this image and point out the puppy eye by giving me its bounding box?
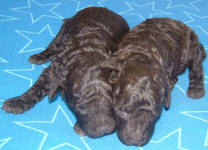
[109,70,119,83]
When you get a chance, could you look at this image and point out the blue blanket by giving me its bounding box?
[0,0,207,150]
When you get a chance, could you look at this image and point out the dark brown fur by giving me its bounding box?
[2,7,129,138]
[106,18,206,146]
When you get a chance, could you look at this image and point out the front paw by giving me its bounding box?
[74,122,86,137]
[2,97,32,114]
[187,87,205,99]
[29,54,44,64]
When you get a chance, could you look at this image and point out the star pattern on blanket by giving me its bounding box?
[120,1,170,21]
[3,64,44,87]
[184,12,208,47]
[0,14,19,22]
[166,0,202,10]
[150,128,188,150]
[204,129,208,147]
[205,76,208,84]
[75,0,104,11]
[185,12,208,27]
[0,137,12,149]
[10,0,62,23]
[48,138,91,150]
[15,24,55,53]
[0,57,8,63]
[99,0,129,13]
[139,128,188,150]
[13,105,91,150]
[181,111,208,123]
[180,110,208,149]
[175,84,186,95]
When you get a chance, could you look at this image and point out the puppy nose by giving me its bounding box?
[85,120,116,138]
[96,125,114,137]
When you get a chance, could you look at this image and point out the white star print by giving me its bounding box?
[204,129,208,147]
[15,24,55,53]
[74,0,104,11]
[181,111,208,123]
[10,0,63,23]
[184,12,208,46]
[120,1,170,20]
[13,105,91,150]
[166,0,202,11]
[0,14,19,22]
[49,138,91,150]
[204,76,208,84]
[3,64,36,87]
[0,137,12,149]
[150,128,188,150]
[0,57,8,63]
[175,84,186,95]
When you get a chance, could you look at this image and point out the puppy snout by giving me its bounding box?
[116,110,155,146]
[95,124,115,137]
[85,118,116,138]
[117,128,150,146]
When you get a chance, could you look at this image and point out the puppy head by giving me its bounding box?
[71,65,116,138]
[113,62,167,146]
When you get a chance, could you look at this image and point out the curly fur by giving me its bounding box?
[2,7,129,138]
[107,18,206,146]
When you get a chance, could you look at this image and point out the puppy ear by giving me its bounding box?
[48,80,72,101]
[48,83,60,100]
[163,89,171,110]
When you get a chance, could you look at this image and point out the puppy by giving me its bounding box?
[2,7,129,138]
[107,18,206,146]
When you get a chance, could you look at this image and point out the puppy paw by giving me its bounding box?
[187,87,205,99]
[2,97,32,114]
[74,122,86,137]
[29,54,45,64]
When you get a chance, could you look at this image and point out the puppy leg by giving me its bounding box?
[29,46,59,64]
[164,77,178,110]
[187,44,206,99]
[28,38,69,64]
[2,67,52,114]
[29,19,72,64]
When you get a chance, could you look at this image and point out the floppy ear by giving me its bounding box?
[163,90,171,110]
[48,83,60,100]
[48,80,73,101]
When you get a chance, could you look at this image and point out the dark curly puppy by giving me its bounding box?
[2,7,129,138]
[107,18,206,146]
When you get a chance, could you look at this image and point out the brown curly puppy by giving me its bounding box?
[2,7,129,138]
[107,18,206,146]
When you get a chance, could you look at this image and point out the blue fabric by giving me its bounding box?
[0,0,208,150]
